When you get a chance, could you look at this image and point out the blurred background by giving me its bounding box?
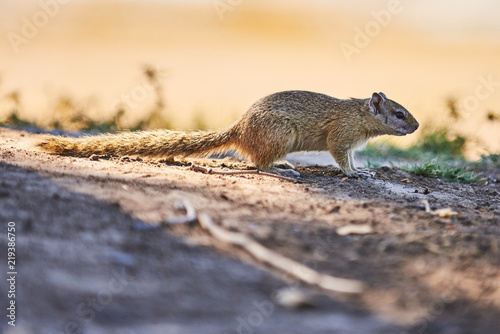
[0,0,499,158]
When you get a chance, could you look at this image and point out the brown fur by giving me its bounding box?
[37,90,419,177]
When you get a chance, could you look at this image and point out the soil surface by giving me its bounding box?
[0,127,499,334]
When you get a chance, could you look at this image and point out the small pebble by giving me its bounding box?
[274,287,318,309]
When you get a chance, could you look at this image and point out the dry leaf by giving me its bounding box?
[337,224,373,236]
[274,287,318,309]
[420,200,458,217]
[433,208,458,218]
[400,178,410,183]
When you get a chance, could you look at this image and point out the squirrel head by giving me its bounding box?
[368,92,419,136]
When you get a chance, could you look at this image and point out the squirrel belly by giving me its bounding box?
[36,90,419,177]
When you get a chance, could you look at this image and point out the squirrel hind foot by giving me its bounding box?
[271,160,296,170]
[267,167,301,178]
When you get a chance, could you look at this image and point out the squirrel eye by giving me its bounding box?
[394,111,405,119]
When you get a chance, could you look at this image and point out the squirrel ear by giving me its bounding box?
[369,92,384,114]
[378,92,387,100]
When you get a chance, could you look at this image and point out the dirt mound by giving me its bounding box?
[0,127,499,333]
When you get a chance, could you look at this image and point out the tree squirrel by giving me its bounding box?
[37,91,419,178]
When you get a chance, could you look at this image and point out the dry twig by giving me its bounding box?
[159,199,363,293]
[190,164,299,182]
[162,199,197,225]
[337,224,374,236]
[197,213,363,294]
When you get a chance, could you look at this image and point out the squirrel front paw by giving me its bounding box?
[354,170,375,179]
[344,169,375,179]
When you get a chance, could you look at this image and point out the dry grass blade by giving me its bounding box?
[421,199,432,213]
[197,213,363,294]
[337,224,373,236]
[190,164,299,182]
[162,199,197,225]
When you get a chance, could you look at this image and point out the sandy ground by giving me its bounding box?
[0,127,499,334]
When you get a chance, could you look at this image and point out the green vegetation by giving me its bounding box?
[402,160,483,183]
[1,110,37,128]
[360,96,498,182]
[361,128,485,183]
[0,65,172,133]
[359,127,467,162]
[476,153,500,168]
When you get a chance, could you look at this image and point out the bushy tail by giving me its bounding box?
[36,128,238,158]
